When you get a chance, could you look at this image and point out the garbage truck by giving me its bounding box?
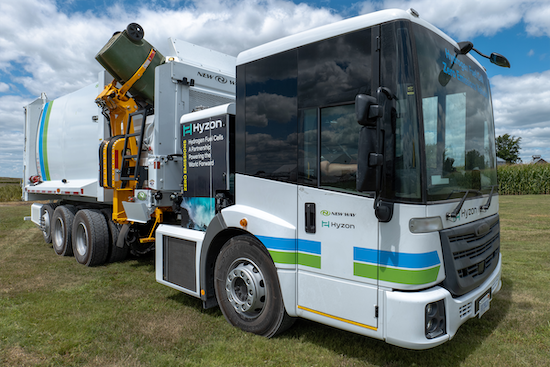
[23,8,510,349]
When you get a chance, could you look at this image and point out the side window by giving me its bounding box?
[298,108,318,185]
[298,28,373,108]
[319,105,359,192]
[244,50,298,182]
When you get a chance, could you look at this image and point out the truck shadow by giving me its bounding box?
[132,251,512,365]
[280,275,513,366]
[127,252,155,271]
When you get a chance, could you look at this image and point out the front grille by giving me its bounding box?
[458,247,499,279]
[440,214,500,296]
[452,226,498,261]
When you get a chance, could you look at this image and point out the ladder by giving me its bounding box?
[120,105,153,189]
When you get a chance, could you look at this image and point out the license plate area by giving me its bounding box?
[475,288,492,318]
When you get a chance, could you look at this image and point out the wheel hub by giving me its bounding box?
[75,223,89,257]
[42,211,51,236]
[225,259,266,318]
[53,218,64,249]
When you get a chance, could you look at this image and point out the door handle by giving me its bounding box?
[305,203,316,234]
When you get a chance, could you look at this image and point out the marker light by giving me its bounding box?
[239,218,248,228]
[409,216,443,233]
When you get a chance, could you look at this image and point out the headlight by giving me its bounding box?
[425,299,446,339]
[409,216,443,233]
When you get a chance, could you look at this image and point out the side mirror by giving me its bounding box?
[490,53,511,68]
[355,94,381,126]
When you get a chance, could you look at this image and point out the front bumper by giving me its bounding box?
[384,253,502,349]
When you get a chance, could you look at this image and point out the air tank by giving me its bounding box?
[95,23,164,104]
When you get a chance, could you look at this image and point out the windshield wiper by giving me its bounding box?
[480,185,497,212]
[446,189,482,221]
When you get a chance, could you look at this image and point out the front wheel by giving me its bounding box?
[214,235,294,337]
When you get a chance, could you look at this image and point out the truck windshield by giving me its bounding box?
[413,24,498,201]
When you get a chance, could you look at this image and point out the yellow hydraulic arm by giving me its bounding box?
[95,48,168,232]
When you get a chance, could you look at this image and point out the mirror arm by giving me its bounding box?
[472,47,490,59]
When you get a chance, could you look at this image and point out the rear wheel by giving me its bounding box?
[214,235,294,337]
[72,209,109,266]
[100,209,128,263]
[51,205,76,256]
[40,204,57,243]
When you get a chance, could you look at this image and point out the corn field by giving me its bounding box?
[498,163,550,195]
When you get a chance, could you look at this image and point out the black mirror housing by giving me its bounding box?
[356,126,378,192]
[355,94,380,126]
[490,53,510,68]
[457,41,473,55]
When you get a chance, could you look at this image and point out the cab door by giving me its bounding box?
[293,25,381,331]
[296,104,380,331]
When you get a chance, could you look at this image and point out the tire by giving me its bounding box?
[214,235,295,337]
[100,209,128,263]
[51,205,76,256]
[72,209,110,267]
[40,204,57,243]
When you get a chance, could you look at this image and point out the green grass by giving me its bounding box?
[1,198,549,366]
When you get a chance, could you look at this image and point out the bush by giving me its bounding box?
[498,163,550,195]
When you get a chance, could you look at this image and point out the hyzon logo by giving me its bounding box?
[183,119,223,137]
[321,221,356,230]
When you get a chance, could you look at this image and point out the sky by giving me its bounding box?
[1,0,550,178]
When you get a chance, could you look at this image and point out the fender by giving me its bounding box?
[198,204,297,315]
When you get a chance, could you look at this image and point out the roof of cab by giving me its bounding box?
[236,8,458,66]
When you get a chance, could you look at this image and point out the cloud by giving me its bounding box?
[0,130,25,178]
[491,71,550,160]
[491,71,550,129]
[380,0,550,39]
[524,2,550,37]
[245,93,297,127]
[0,95,33,177]
[0,95,32,131]
[0,0,340,177]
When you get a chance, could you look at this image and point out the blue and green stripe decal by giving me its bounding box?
[353,247,440,285]
[257,236,321,269]
[38,101,54,181]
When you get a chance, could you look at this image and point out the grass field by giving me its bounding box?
[0,178,22,202]
[1,196,549,366]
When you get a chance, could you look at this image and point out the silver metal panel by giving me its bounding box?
[154,63,186,156]
[168,38,236,76]
[122,201,151,223]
